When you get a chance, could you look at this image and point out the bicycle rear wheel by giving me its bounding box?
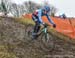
[40,32,55,52]
[25,24,33,40]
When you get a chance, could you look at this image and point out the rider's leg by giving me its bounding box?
[34,21,41,33]
[32,15,40,39]
[32,21,40,39]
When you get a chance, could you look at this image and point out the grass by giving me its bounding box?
[48,25,75,44]
[15,17,35,25]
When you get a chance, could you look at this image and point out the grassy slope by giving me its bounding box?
[0,16,75,58]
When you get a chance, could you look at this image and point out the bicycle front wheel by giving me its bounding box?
[40,32,54,52]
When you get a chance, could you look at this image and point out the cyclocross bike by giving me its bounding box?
[25,23,55,52]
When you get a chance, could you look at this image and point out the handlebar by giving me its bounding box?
[43,23,50,28]
[43,23,56,28]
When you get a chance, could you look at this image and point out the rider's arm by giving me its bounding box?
[38,9,43,24]
[46,14,55,25]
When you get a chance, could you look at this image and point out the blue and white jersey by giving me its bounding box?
[32,9,54,25]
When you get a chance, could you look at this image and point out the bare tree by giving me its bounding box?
[17,4,26,17]
[10,3,26,17]
[0,0,11,16]
[23,1,43,14]
[10,3,19,17]
[50,5,57,16]
[0,0,57,17]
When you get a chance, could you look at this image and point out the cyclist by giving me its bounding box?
[32,5,56,39]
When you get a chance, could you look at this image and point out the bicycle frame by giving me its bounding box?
[42,27,47,33]
[40,24,49,34]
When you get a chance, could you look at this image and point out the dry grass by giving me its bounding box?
[15,17,35,25]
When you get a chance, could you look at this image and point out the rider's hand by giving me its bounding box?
[53,24,56,28]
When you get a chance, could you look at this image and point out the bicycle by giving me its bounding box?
[25,23,55,52]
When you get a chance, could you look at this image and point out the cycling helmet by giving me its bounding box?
[44,6,50,12]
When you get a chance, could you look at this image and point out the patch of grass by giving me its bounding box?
[0,45,17,58]
[49,28,75,44]
[15,17,35,25]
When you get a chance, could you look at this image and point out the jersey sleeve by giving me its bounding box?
[46,14,55,24]
[37,9,43,24]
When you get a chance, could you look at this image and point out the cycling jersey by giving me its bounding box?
[32,9,54,25]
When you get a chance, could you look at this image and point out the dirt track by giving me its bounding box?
[0,17,75,58]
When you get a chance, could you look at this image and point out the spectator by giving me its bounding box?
[59,13,66,19]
